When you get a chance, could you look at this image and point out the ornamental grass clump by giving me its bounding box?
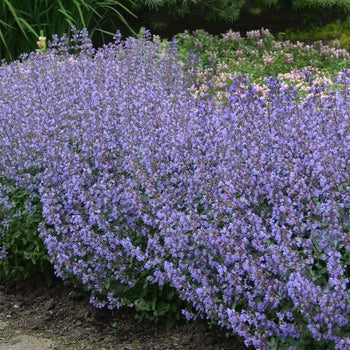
[0,29,349,349]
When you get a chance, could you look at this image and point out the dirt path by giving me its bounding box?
[0,279,249,350]
[0,333,56,350]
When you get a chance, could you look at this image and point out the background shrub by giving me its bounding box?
[285,16,350,50]
[130,0,350,38]
[175,28,349,105]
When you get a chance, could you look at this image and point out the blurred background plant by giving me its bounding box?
[129,0,350,38]
[175,28,349,104]
[0,0,137,61]
[285,15,350,50]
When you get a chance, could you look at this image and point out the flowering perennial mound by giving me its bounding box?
[0,31,349,349]
[181,28,350,103]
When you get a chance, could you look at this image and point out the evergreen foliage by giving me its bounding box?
[292,0,350,10]
[131,0,350,33]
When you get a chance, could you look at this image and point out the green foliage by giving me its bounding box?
[130,0,350,34]
[131,278,187,329]
[131,0,282,32]
[0,180,54,282]
[175,28,349,89]
[136,0,350,23]
[292,0,350,10]
[133,0,244,22]
[285,16,350,50]
[0,0,137,62]
[96,271,189,329]
[269,333,335,350]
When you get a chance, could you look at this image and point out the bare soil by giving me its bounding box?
[0,278,250,350]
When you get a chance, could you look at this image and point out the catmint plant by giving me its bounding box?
[0,29,349,349]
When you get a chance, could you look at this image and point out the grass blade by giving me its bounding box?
[72,0,87,28]
[3,0,31,40]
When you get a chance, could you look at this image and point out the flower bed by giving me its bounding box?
[0,29,349,349]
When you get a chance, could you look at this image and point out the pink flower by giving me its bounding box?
[285,53,293,63]
[263,56,274,65]
[222,30,241,42]
[261,28,270,36]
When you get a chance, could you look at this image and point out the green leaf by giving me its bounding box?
[3,0,29,40]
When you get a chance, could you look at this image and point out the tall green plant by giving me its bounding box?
[0,0,137,61]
